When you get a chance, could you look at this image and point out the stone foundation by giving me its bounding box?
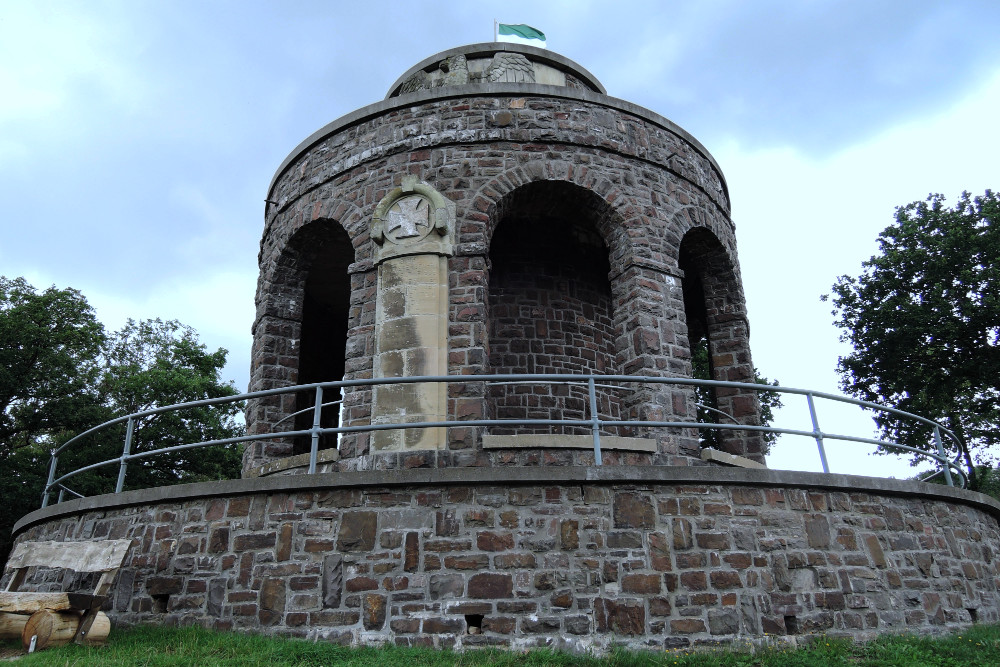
[11,467,1000,652]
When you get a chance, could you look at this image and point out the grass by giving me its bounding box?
[2,623,1000,666]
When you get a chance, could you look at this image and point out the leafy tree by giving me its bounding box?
[0,277,106,454]
[692,337,783,455]
[90,318,244,491]
[1,278,244,560]
[826,190,999,487]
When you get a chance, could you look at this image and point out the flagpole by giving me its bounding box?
[493,19,498,42]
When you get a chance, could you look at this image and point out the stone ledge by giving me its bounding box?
[700,447,767,469]
[483,434,656,452]
[16,465,1000,536]
[245,448,341,478]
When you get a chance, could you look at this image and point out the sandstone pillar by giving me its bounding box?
[370,176,455,450]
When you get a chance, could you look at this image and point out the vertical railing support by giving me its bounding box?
[587,377,603,466]
[42,450,59,508]
[806,392,830,474]
[115,416,135,494]
[933,426,954,487]
[309,385,324,474]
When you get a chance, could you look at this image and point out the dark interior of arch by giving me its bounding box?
[289,220,354,454]
[679,227,743,447]
[487,181,623,435]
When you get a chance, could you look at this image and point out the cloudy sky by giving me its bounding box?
[2,0,998,478]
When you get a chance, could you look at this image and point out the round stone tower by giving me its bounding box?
[244,43,763,477]
[16,44,1000,652]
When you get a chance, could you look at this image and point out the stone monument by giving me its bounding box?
[12,43,999,653]
[243,42,764,477]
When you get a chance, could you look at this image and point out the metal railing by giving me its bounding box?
[41,374,968,506]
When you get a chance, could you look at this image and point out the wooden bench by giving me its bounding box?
[0,539,131,651]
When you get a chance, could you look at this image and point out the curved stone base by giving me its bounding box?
[11,467,1000,652]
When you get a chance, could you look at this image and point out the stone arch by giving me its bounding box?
[678,226,764,463]
[482,178,638,448]
[475,161,634,264]
[244,218,356,472]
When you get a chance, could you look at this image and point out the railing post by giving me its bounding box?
[587,377,603,466]
[42,450,59,508]
[115,416,135,494]
[309,385,324,474]
[805,393,830,474]
[933,426,954,487]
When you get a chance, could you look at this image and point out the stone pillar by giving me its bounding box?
[613,260,700,462]
[370,176,455,451]
[701,269,765,464]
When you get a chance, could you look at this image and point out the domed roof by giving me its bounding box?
[387,42,606,98]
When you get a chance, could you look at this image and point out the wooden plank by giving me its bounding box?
[5,540,132,573]
[0,593,72,613]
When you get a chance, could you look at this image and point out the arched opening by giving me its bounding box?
[486,181,623,435]
[679,234,718,447]
[679,227,763,461]
[288,221,354,455]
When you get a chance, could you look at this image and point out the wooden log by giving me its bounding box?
[0,612,29,640]
[21,610,110,651]
[0,592,72,613]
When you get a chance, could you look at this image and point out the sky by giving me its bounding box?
[2,0,998,479]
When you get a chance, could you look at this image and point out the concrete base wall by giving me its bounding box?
[10,467,1000,652]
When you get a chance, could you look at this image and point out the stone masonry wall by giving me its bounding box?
[487,215,622,436]
[247,85,757,472]
[12,471,1000,652]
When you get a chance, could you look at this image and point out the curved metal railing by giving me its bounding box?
[41,374,968,506]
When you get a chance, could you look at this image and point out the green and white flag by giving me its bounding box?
[496,23,546,48]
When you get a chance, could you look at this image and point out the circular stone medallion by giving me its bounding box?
[383,195,431,244]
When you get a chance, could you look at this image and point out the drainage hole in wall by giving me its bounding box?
[152,594,170,613]
[784,615,800,635]
[968,608,979,623]
[465,614,484,634]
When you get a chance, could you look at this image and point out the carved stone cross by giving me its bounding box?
[387,196,429,239]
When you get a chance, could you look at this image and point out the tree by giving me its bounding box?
[826,190,1000,487]
[91,318,244,490]
[1,278,244,560]
[0,277,106,454]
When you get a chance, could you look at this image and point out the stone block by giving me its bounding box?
[468,573,513,599]
[423,617,465,634]
[594,598,645,635]
[613,492,656,529]
[259,578,286,626]
[477,531,514,551]
[805,514,831,548]
[362,594,387,630]
[708,610,739,635]
[622,573,662,594]
[560,520,579,550]
[430,574,465,599]
[337,511,377,551]
[404,532,420,572]
[322,555,343,608]
[494,553,536,569]
[233,532,276,551]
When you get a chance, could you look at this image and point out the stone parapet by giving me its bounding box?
[12,468,1000,652]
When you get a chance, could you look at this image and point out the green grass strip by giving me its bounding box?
[3,624,1000,666]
